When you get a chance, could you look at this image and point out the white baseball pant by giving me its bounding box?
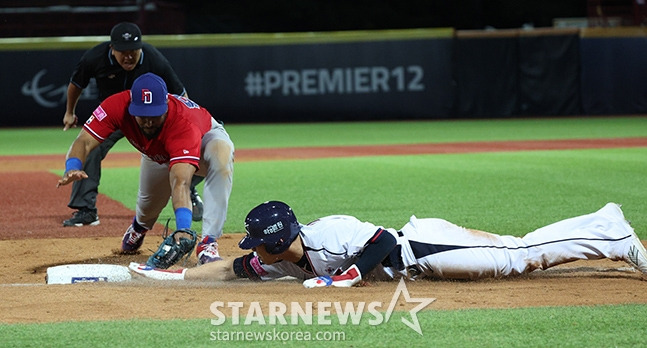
[396,203,635,280]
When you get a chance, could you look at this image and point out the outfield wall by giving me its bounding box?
[2,27,646,127]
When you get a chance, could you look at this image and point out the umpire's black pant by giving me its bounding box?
[67,130,124,211]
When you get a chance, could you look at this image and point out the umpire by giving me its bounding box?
[61,22,204,227]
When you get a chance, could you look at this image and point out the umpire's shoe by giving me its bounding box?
[190,187,203,222]
[63,208,100,227]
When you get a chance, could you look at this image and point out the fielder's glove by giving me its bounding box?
[146,228,198,269]
[303,264,362,288]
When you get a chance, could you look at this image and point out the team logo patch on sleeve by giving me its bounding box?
[92,106,108,121]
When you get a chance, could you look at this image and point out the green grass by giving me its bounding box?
[2,305,645,347]
[0,127,133,155]
[2,116,647,347]
[226,116,647,149]
[95,147,647,238]
[3,116,647,155]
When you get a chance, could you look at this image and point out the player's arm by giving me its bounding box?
[185,258,237,281]
[129,258,237,281]
[304,228,396,288]
[130,253,280,282]
[169,162,196,230]
[57,130,101,187]
[355,228,397,275]
[185,253,271,282]
[63,83,83,131]
[130,255,255,281]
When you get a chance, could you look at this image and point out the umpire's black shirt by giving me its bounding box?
[70,42,186,101]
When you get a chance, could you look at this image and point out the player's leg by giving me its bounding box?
[195,126,234,265]
[64,153,100,226]
[404,203,646,280]
[521,202,647,274]
[136,155,172,228]
[400,217,531,279]
[121,154,171,253]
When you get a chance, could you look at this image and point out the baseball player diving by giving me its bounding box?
[57,73,234,267]
[130,200,647,287]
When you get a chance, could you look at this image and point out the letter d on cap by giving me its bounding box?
[142,89,152,104]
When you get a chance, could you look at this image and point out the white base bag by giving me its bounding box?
[46,264,131,284]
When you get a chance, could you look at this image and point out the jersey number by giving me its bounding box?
[173,95,200,109]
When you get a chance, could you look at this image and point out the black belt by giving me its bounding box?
[381,230,423,279]
[382,231,405,270]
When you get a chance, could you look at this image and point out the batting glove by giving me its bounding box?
[303,264,362,288]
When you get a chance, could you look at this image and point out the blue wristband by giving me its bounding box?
[175,207,192,230]
[65,157,83,172]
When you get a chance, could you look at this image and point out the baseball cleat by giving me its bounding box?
[604,203,647,275]
[196,236,222,265]
[625,232,647,275]
[63,208,100,227]
[128,262,186,280]
[121,224,147,253]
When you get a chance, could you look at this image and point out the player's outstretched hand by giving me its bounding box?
[129,262,186,280]
[57,170,88,187]
[303,264,362,288]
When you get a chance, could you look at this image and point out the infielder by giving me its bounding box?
[61,22,204,227]
[58,73,234,266]
[130,201,647,287]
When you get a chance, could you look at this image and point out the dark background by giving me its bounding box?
[3,0,646,126]
[0,0,600,38]
[182,0,587,33]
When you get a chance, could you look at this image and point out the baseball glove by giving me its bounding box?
[146,225,198,269]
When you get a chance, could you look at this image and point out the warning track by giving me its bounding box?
[3,137,646,173]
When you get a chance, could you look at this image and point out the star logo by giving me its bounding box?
[383,278,436,335]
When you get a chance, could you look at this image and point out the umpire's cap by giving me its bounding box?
[239,201,301,254]
[110,22,143,51]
